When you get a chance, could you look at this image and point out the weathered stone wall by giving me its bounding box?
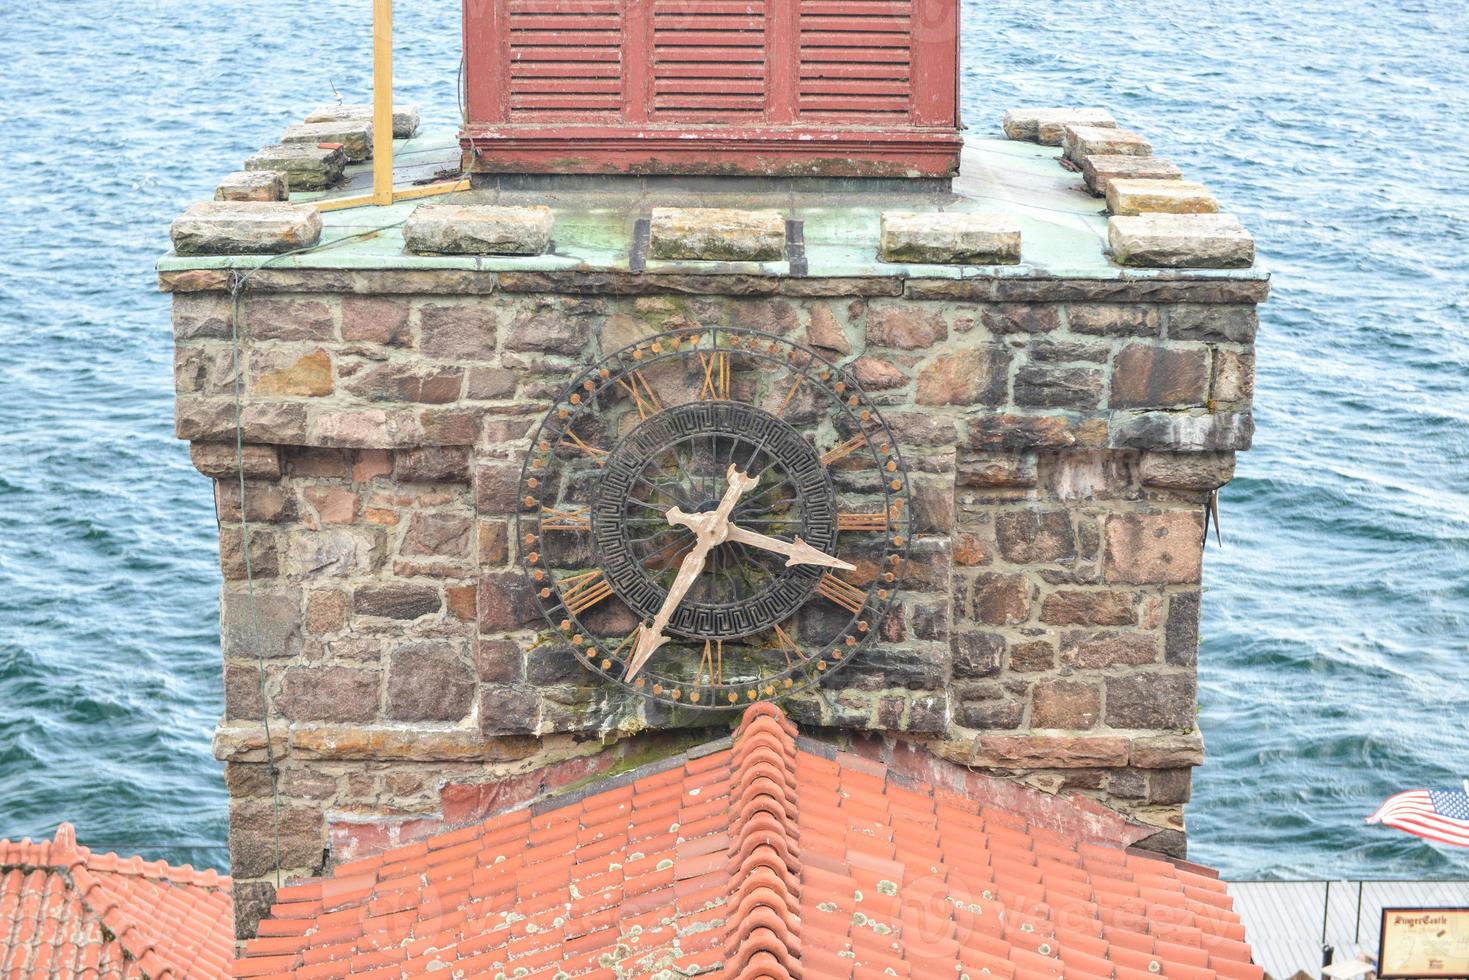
[166,267,1260,933]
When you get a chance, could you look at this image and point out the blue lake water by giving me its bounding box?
[0,0,1465,879]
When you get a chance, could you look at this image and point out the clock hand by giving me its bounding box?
[623,465,758,681]
[723,523,856,571]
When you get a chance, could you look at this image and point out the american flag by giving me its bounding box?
[1367,785,1469,848]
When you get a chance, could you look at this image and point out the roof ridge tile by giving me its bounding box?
[723,704,803,979]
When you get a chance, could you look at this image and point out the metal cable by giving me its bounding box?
[221,218,407,888]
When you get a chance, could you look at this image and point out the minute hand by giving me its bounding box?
[723,523,855,571]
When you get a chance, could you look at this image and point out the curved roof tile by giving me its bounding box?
[0,823,235,979]
[235,706,1261,980]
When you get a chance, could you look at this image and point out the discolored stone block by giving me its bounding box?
[1103,512,1204,585]
[1040,590,1137,626]
[1106,179,1217,216]
[1013,365,1103,410]
[649,207,785,262]
[878,211,1021,265]
[1061,631,1158,669]
[1110,344,1209,409]
[1031,680,1100,730]
[946,631,1004,678]
[915,347,1007,406]
[404,205,554,257]
[1062,125,1151,164]
[170,202,322,256]
[1082,154,1183,196]
[215,170,287,203]
[480,686,542,736]
[1108,213,1255,269]
[353,583,442,619]
[244,142,347,191]
[282,120,374,162]
[1164,591,1201,666]
[866,306,948,350]
[1002,107,1115,145]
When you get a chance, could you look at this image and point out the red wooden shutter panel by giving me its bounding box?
[798,0,913,118]
[462,0,960,176]
[507,0,625,117]
[652,0,768,120]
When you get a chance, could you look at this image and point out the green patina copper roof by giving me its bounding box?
[157,127,1267,283]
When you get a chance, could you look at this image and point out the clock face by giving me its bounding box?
[516,327,911,709]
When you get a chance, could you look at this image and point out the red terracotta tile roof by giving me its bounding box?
[239,705,1261,980]
[0,822,235,979]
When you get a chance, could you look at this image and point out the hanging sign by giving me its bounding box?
[1379,907,1469,979]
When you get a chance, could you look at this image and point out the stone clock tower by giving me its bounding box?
[163,0,1264,937]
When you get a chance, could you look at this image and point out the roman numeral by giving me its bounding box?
[772,624,808,668]
[820,432,869,466]
[559,430,608,460]
[698,638,724,687]
[837,511,889,532]
[815,573,867,614]
[559,569,615,615]
[617,370,664,420]
[699,351,730,400]
[541,507,591,531]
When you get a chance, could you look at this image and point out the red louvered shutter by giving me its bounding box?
[461,0,959,176]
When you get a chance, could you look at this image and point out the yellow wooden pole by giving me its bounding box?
[312,0,470,214]
[372,0,394,206]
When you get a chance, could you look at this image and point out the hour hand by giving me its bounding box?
[724,523,855,571]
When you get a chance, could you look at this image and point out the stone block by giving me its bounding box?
[245,143,347,191]
[170,202,322,256]
[1105,672,1195,730]
[1062,125,1151,164]
[386,642,475,721]
[866,306,947,349]
[1082,155,1183,197]
[1138,451,1235,490]
[353,583,442,620]
[215,170,287,203]
[1061,632,1158,669]
[1110,411,1253,452]
[253,349,334,397]
[1002,107,1116,145]
[221,589,301,660]
[995,511,1074,564]
[1013,365,1103,410]
[1107,179,1217,216]
[305,102,421,139]
[282,120,373,162]
[404,205,554,256]
[190,443,280,480]
[1165,591,1201,666]
[1103,512,1203,585]
[915,347,1007,406]
[968,573,1030,626]
[1110,344,1209,408]
[276,667,379,722]
[1031,680,1101,730]
[878,211,1021,265]
[649,208,785,262]
[1040,590,1137,626]
[1108,213,1255,269]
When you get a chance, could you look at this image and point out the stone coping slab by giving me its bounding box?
[404,204,553,256]
[214,171,286,203]
[1106,179,1218,216]
[879,211,1021,264]
[1083,155,1184,197]
[282,120,374,163]
[160,127,1267,287]
[1002,107,1116,145]
[169,201,322,256]
[1063,125,1152,165]
[306,103,421,140]
[1108,213,1256,269]
[649,207,786,261]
